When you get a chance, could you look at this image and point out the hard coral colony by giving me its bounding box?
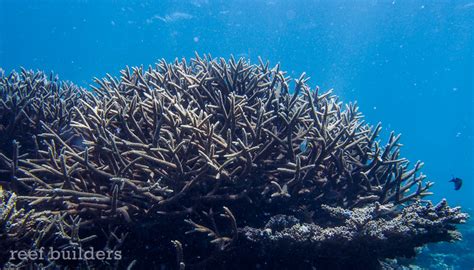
[0,55,468,269]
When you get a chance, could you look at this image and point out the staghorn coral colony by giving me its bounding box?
[0,55,468,269]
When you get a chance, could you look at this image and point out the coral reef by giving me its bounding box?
[0,55,468,269]
[392,208,474,270]
[0,191,51,262]
[239,200,467,269]
[0,68,91,192]
[0,191,128,269]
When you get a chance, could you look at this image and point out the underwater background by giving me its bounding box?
[0,0,473,269]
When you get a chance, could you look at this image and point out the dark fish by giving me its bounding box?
[449,177,463,190]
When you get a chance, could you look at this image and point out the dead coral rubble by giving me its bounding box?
[0,56,468,269]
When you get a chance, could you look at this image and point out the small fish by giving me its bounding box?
[449,177,463,190]
[299,138,309,153]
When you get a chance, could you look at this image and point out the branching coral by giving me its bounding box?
[1,191,128,269]
[0,56,468,269]
[0,191,60,264]
[0,68,89,150]
[0,68,91,192]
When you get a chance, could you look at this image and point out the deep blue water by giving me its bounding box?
[0,0,472,213]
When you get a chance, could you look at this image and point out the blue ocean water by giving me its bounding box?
[0,0,473,268]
